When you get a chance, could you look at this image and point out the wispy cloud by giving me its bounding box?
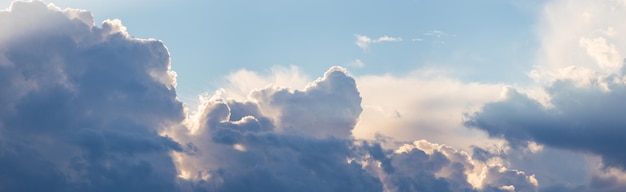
[423,30,447,37]
[355,34,403,49]
[348,59,365,68]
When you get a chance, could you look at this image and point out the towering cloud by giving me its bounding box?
[0,1,183,191]
[168,66,538,192]
[170,67,378,191]
[250,66,362,139]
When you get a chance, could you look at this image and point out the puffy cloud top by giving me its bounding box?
[0,1,553,192]
[0,1,183,191]
[250,66,362,139]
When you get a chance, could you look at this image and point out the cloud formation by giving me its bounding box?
[3,0,620,191]
[466,0,626,166]
[465,71,626,169]
[348,59,365,68]
[0,2,535,190]
[0,1,183,191]
[464,1,626,191]
[355,34,403,49]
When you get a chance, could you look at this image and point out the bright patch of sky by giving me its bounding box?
[1,0,543,105]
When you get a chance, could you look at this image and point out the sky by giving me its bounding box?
[0,0,542,104]
[2,0,626,191]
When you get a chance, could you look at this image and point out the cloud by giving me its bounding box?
[353,71,507,149]
[348,59,365,68]
[463,2,626,190]
[423,30,447,38]
[2,0,614,191]
[465,73,626,169]
[168,95,539,191]
[170,65,543,191]
[249,66,363,139]
[169,67,381,191]
[221,65,310,101]
[355,34,403,49]
[465,0,626,174]
[534,0,626,74]
[362,140,538,192]
[0,1,183,191]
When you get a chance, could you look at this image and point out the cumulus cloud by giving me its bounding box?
[464,1,626,191]
[220,65,310,101]
[1,1,597,192]
[170,99,383,192]
[168,67,379,191]
[466,73,626,169]
[250,67,362,139]
[360,140,538,192]
[355,34,403,49]
[166,65,542,191]
[168,92,539,191]
[0,1,183,191]
[466,0,626,168]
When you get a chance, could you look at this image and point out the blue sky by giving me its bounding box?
[5,0,543,104]
[4,0,626,191]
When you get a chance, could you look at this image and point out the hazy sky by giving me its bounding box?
[2,0,626,191]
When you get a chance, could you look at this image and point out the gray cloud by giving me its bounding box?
[250,67,362,139]
[0,1,548,192]
[466,75,626,169]
[365,140,538,192]
[0,1,183,191]
[465,67,626,190]
[170,67,539,192]
[171,69,382,191]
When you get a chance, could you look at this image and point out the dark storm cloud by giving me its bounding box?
[0,1,184,191]
[465,71,626,170]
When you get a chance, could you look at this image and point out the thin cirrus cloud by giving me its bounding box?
[4,0,626,192]
[348,59,365,68]
[354,31,447,50]
[355,34,403,49]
